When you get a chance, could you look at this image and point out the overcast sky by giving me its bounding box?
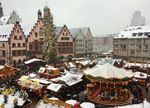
[0,0,150,36]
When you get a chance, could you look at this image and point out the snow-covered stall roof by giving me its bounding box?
[124,62,150,68]
[134,72,147,79]
[51,73,83,86]
[0,65,4,70]
[24,58,45,65]
[47,83,62,92]
[84,63,133,79]
[114,25,150,39]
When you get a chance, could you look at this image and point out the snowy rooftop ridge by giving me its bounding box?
[114,25,150,39]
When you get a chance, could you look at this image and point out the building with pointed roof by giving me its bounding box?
[70,28,85,57]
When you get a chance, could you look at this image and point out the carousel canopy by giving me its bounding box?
[84,63,133,79]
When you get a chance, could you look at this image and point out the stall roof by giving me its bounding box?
[84,63,133,79]
[24,58,45,65]
[134,72,147,79]
[51,73,83,86]
[47,83,62,92]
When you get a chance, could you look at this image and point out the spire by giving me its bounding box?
[0,2,4,18]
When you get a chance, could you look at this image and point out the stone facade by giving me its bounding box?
[113,26,150,61]
[56,25,75,58]
[0,22,26,65]
[70,28,85,57]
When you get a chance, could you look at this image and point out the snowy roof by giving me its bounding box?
[124,62,150,68]
[0,65,4,70]
[55,26,63,36]
[24,58,45,64]
[80,27,89,36]
[70,28,80,37]
[38,67,46,73]
[114,25,150,39]
[80,102,95,108]
[0,24,14,41]
[98,58,116,65]
[84,63,133,79]
[47,83,62,92]
[65,99,78,106]
[51,73,83,86]
[134,72,147,79]
[68,62,76,68]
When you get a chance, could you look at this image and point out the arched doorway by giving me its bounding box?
[18,59,22,64]
[13,60,17,67]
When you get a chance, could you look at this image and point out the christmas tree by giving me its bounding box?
[42,5,57,64]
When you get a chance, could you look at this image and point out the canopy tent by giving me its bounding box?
[80,102,95,108]
[84,63,133,79]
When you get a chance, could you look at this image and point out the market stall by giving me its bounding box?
[84,63,134,106]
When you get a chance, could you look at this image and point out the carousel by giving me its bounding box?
[84,63,134,106]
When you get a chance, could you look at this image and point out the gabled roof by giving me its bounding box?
[55,26,63,36]
[70,28,80,38]
[80,27,89,36]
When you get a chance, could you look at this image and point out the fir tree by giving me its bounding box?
[42,5,57,64]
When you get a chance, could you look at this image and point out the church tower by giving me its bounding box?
[38,9,42,19]
[0,2,4,18]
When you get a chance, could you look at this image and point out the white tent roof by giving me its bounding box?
[134,72,147,79]
[84,63,133,79]
[47,83,62,92]
[80,102,95,108]
[24,58,45,64]
[65,99,78,106]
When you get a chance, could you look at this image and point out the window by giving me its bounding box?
[12,51,16,56]
[61,37,69,40]
[138,33,143,36]
[2,43,5,47]
[18,43,21,47]
[29,43,32,50]
[145,45,148,49]
[132,33,137,36]
[14,36,17,40]
[12,43,16,47]
[18,50,21,56]
[35,32,38,37]
[22,50,26,55]
[130,50,135,54]
[2,51,5,56]
[19,36,22,40]
[23,43,26,47]
[17,29,19,33]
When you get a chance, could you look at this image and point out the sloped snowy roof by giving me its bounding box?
[84,63,133,79]
[47,83,62,92]
[55,26,63,36]
[114,25,150,39]
[24,58,45,64]
[134,72,147,79]
[0,24,14,41]
[70,28,80,37]
[80,27,89,36]
[51,73,83,86]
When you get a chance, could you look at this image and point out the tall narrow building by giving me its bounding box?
[0,2,3,18]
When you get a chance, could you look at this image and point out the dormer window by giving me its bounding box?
[138,33,143,36]
[132,33,137,36]
[14,36,17,39]
[137,27,142,30]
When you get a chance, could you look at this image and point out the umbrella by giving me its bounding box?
[80,102,95,108]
